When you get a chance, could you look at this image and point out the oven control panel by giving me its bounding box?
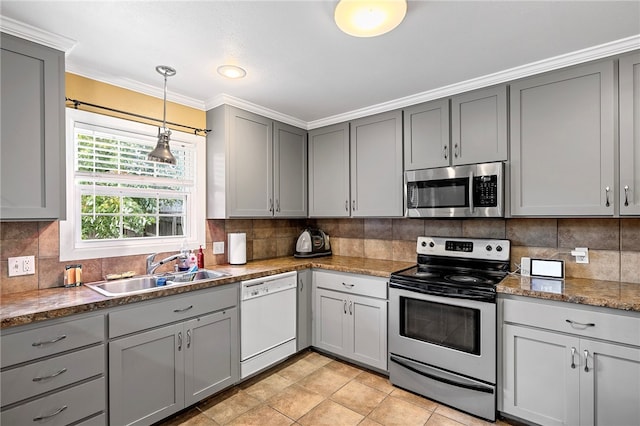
[417,236,510,261]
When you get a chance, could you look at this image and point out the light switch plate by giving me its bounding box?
[8,256,35,277]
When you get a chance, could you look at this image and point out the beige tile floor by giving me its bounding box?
[158,350,515,426]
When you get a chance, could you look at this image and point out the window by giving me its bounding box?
[60,109,206,261]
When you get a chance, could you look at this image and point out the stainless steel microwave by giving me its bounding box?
[405,162,504,218]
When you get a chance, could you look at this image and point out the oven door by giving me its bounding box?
[388,285,496,384]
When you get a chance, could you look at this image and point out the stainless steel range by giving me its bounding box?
[388,236,510,422]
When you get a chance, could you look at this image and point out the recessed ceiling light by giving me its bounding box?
[217,65,247,79]
[335,0,407,38]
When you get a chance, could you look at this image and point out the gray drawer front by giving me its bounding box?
[1,315,105,368]
[0,377,105,425]
[109,284,238,338]
[314,270,387,299]
[1,344,105,406]
[77,412,106,426]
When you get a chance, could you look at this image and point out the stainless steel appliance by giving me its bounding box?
[294,228,332,258]
[388,236,510,421]
[405,162,504,218]
[240,271,297,379]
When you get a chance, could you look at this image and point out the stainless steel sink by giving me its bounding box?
[85,269,230,297]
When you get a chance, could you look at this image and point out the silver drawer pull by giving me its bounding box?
[605,186,610,207]
[173,305,193,313]
[566,319,595,328]
[624,185,630,207]
[33,368,68,382]
[32,335,67,347]
[584,349,590,373]
[342,283,354,289]
[570,347,577,369]
[33,405,67,421]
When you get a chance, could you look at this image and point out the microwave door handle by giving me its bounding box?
[468,171,475,214]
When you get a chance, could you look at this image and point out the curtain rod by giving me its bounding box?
[65,97,211,135]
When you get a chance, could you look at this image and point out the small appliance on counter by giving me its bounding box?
[294,228,332,258]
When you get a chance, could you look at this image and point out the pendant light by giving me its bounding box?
[148,65,177,165]
[334,0,407,37]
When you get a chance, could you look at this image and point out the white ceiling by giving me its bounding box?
[1,1,639,129]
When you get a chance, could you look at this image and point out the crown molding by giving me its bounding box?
[0,15,76,53]
[205,94,308,129]
[307,34,640,129]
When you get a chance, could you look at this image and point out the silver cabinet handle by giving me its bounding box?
[269,198,274,212]
[276,199,280,213]
[345,200,349,211]
[33,405,68,421]
[32,335,66,347]
[454,143,459,158]
[443,145,448,160]
[584,349,590,372]
[342,282,354,289]
[299,279,303,291]
[33,368,68,382]
[605,186,610,207]
[178,331,182,351]
[352,199,356,211]
[624,185,630,207]
[349,301,353,315]
[186,329,191,348]
[343,300,347,314]
[566,319,595,328]
[570,347,577,369]
[173,305,193,313]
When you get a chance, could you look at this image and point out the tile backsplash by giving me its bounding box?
[1,218,638,294]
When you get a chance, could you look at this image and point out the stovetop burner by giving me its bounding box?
[445,274,495,285]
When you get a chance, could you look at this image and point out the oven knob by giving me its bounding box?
[496,245,503,252]
[485,245,492,251]
[429,242,435,248]
[421,241,427,247]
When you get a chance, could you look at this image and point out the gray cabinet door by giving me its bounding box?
[451,86,507,166]
[350,110,403,217]
[404,99,450,170]
[502,324,580,426]
[619,52,640,215]
[510,61,616,216]
[580,339,640,426]
[308,123,351,217]
[348,293,387,371]
[1,34,65,220]
[109,323,184,426]
[313,288,348,356]
[274,122,307,217]
[297,269,312,351]
[184,308,238,406]
[228,107,273,217]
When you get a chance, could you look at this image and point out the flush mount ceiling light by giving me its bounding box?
[217,64,247,79]
[147,65,177,165]
[334,0,407,37]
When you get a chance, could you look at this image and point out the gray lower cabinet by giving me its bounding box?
[0,313,106,425]
[108,285,239,425]
[206,105,307,218]
[510,60,616,216]
[312,271,387,371]
[501,297,640,426]
[0,33,65,220]
[619,52,640,215]
[297,269,312,351]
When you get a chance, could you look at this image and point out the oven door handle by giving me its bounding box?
[389,355,494,394]
[389,283,494,302]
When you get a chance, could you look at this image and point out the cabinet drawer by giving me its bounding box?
[0,377,105,425]
[502,298,640,347]
[1,314,105,368]
[314,270,387,299]
[1,344,104,406]
[109,284,238,338]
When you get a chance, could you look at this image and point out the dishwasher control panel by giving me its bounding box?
[241,271,297,300]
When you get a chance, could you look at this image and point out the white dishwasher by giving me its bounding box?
[240,271,297,378]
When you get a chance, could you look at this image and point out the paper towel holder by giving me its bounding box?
[228,232,247,265]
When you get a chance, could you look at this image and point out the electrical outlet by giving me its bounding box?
[213,241,225,254]
[7,256,35,277]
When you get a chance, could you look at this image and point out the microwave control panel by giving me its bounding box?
[473,175,498,207]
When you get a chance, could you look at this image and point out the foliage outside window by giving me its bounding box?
[60,109,205,262]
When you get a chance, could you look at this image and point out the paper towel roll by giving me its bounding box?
[228,233,247,265]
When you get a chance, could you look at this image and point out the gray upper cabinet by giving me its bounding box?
[451,86,508,165]
[308,122,351,217]
[404,99,450,170]
[206,105,307,218]
[350,110,403,217]
[619,52,640,215]
[403,86,507,171]
[1,33,65,220]
[510,60,616,216]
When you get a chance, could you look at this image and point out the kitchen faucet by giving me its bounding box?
[146,252,187,275]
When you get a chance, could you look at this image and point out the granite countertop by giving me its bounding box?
[1,256,413,329]
[3,256,638,330]
[497,275,640,312]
